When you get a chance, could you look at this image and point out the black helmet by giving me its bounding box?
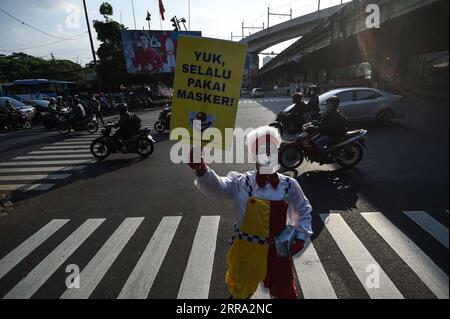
[118,103,128,114]
[5,99,12,106]
[292,92,303,100]
[309,85,318,96]
[73,98,81,105]
[325,95,340,109]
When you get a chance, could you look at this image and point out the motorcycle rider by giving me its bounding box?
[48,97,60,114]
[112,104,142,145]
[313,95,348,156]
[56,96,64,108]
[4,100,18,128]
[307,85,321,115]
[68,97,86,127]
[89,94,105,125]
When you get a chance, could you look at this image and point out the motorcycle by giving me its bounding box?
[0,112,32,130]
[90,122,155,159]
[269,104,320,136]
[279,121,368,169]
[154,105,171,133]
[41,108,69,130]
[57,113,99,135]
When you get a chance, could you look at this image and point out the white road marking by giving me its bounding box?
[177,216,220,299]
[404,211,449,249]
[0,174,71,181]
[60,218,144,299]
[118,216,182,299]
[4,218,105,299]
[29,150,91,154]
[40,146,90,150]
[293,238,337,299]
[251,283,271,299]
[0,160,94,166]
[320,213,403,299]
[0,166,87,173]
[14,154,92,160]
[0,220,69,280]
[361,212,449,299]
[0,184,55,191]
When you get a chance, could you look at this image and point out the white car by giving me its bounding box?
[250,88,264,98]
[319,87,405,125]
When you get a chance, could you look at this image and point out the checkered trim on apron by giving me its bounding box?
[228,176,291,246]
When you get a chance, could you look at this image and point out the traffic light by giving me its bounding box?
[170,16,180,31]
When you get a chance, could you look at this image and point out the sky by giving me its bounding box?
[0,0,351,67]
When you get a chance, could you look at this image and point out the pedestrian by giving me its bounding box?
[89,94,105,125]
[188,126,313,299]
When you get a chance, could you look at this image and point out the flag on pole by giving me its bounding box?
[159,0,165,21]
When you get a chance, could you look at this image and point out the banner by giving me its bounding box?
[120,30,201,75]
[170,36,247,150]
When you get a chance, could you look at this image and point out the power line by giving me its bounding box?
[0,32,88,53]
[0,7,87,40]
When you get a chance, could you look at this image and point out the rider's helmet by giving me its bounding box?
[325,95,340,112]
[4,99,12,107]
[49,97,56,103]
[309,85,318,96]
[56,96,63,104]
[292,92,303,103]
[73,98,81,105]
[118,103,128,114]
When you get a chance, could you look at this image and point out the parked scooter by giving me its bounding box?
[154,105,171,133]
[90,122,155,159]
[279,121,368,169]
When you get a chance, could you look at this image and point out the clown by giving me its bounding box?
[189,126,313,299]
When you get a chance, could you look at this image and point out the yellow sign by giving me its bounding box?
[170,35,247,150]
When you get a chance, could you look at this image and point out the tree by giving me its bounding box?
[99,2,113,20]
[93,3,128,90]
[0,52,83,83]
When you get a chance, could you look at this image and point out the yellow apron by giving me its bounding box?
[225,196,271,299]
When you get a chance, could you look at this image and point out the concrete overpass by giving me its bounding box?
[257,0,448,95]
[240,3,347,53]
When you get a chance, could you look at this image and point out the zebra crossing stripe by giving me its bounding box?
[403,211,449,249]
[14,154,92,160]
[252,283,271,299]
[361,212,449,299]
[0,160,94,166]
[0,166,87,173]
[4,219,105,299]
[0,174,71,181]
[118,216,182,299]
[0,220,69,280]
[60,218,144,299]
[320,214,404,299]
[177,216,220,299]
[41,146,90,150]
[293,238,337,299]
[30,150,91,154]
[52,142,93,145]
[0,184,55,191]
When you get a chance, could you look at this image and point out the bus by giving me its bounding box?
[0,79,77,101]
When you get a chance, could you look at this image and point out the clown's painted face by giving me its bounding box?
[254,136,280,175]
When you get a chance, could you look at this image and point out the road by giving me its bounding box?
[0,95,448,299]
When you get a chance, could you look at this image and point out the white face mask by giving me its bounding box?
[256,144,279,175]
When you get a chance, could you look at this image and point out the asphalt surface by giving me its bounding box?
[0,96,448,299]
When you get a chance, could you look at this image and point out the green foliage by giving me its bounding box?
[93,3,128,89]
[0,52,83,83]
[99,2,113,19]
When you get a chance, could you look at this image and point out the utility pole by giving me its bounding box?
[267,7,292,29]
[188,0,191,31]
[82,0,100,91]
[242,22,264,37]
[146,11,152,30]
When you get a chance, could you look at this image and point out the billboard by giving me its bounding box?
[120,30,201,75]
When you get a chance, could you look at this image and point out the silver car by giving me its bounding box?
[318,88,405,125]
